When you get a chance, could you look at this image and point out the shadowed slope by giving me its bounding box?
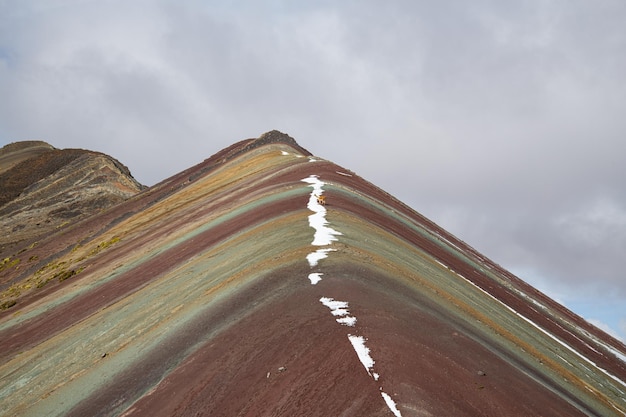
[0,131,625,416]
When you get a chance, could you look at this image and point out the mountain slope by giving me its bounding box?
[0,141,144,253]
[0,131,624,416]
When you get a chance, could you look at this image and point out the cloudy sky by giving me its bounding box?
[1,0,625,340]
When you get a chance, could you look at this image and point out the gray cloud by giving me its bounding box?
[1,0,626,336]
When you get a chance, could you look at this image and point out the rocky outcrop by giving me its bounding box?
[0,142,144,252]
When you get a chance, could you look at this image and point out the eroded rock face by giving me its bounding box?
[0,141,144,252]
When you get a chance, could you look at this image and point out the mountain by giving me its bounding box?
[0,141,145,253]
[0,131,625,416]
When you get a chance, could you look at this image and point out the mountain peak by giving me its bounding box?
[256,129,299,146]
[245,130,311,155]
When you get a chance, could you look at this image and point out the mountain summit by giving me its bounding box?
[0,132,625,416]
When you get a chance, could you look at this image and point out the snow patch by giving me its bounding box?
[381,392,402,417]
[348,335,376,377]
[320,297,356,327]
[306,248,335,267]
[320,297,349,315]
[308,273,323,285]
[336,316,357,327]
[280,150,304,158]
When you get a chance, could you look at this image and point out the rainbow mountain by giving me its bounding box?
[0,131,625,416]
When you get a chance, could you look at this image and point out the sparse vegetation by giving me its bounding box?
[55,266,84,282]
[0,257,21,272]
[35,277,51,289]
[5,284,21,298]
[56,221,70,229]
[34,259,80,288]
[0,236,121,304]
[0,284,22,310]
[55,269,75,282]
[89,237,120,256]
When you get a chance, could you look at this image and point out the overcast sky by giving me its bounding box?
[1,0,625,341]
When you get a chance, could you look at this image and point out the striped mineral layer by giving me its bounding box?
[0,131,625,416]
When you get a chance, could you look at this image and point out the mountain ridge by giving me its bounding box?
[0,141,144,253]
[0,131,625,416]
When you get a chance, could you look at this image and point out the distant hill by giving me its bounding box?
[0,141,144,252]
[0,131,624,416]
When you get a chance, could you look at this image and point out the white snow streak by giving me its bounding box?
[456,263,626,390]
[302,175,341,246]
[348,335,376,378]
[302,174,402,416]
[320,297,357,327]
[308,211,342,245]
[320,297,350,316]
[518,312,626,390]
[336,316,358,326]
[280,150,304,158]
[302,175,324,195]
[381,392,402,417]
[599,341,626,365]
